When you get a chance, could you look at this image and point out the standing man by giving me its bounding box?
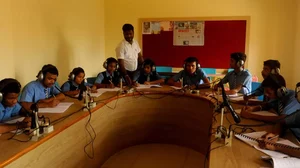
[116,24,144,86]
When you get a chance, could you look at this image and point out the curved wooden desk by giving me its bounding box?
[1,87,215,168]
[0,86,297,168]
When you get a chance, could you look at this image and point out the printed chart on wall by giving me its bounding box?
[173,21,205,46]
[142,21,173,34]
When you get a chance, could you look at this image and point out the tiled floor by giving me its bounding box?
[102,144,205,168]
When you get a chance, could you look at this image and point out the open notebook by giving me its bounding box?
[235,131,300,168]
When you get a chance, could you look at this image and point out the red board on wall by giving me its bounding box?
[142,20,247,68]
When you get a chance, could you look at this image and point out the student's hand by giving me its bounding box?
[240,106,254,118]
[107,83,115,88]
[133,81,140,87]
[173,82,182,88]
[144,81,151,85]
[258,133,279,150]
[18,120,31,128]
[189,85,197,90]
[49,99,60,107]
[213,84,219,91]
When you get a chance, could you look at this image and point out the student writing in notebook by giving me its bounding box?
[215,52,252,95]
[244,59,281,101]
[0,79,30,133]
[91,57,122,90]
[133,59,164,85]
[167,57,210,89]
[258,132,300,158]
[20,64,65,112]
[241,74,300,139]
[61,67,93,96]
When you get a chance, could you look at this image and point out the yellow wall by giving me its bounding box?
[105,0,298,88]
[0,0,106,86]
[0,0,15,79]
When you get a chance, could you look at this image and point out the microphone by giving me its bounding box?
[30,103,38,129]
[295,82,300,103]
[78,80,87,101]
[220,81,241,123]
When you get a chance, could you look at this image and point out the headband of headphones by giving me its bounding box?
[103,57,119,70]
[183,57,200,69]
[69,67,85,81]
[142,59,156,71]
[0,78,21,102]
[37,64,58,81]
[268,74,287,98]
[231,52,245,68]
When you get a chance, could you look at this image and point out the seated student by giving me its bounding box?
[216,52,252,95]
[133,59,164,85]
[91,57,121,90]
[61,67,92,96]
[167,57,210,89]
[241,74,300,139]
[20,64,65,111]
[244,59,281,101]
[0,79,30,134]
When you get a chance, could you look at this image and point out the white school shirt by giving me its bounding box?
[115,39,141,71]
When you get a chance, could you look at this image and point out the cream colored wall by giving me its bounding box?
[104,0,298,88]
[0,0,15,79]
[0,0,105,86]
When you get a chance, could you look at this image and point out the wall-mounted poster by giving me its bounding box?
[173,21,205,46]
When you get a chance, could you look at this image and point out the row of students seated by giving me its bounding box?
[0,52,258,135]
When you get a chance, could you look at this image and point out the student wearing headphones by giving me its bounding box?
[133,59,164,85]
[0,78,30,134]
[241,74,300,139]
[167,57,210,89]
[91,57,122,90]
[20,64,65,111]
[244,59,281,101]
[61,67,92,96]
[218,52,252,95]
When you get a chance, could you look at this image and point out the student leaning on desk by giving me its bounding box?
[0,79,30,134]
[241,74,300,140]
[215,52,252,95]
[167,56,210,89]
[20,64,65,112]
[244,59,281,101]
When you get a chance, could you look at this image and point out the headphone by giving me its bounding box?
[142,60,156,72]
[271,67,280,74]
[103,58,119,70]
[36,65,56,81]
[0,79,21,102]
[269,74,288,98]
[183,58,201,69]
[295,82,300,103]
[68,67,84,81]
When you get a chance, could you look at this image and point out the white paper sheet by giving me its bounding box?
[39,102,74,113]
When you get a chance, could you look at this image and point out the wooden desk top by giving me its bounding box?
[0,86,297,168]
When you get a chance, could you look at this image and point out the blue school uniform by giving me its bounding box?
[20,80,60,103]
[0,103,21,122]
[221,70,252,94]
[172,69,207,86]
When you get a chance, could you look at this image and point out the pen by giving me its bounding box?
[268,135,279,141]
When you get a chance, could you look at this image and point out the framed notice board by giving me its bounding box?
[140,17,250,68]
